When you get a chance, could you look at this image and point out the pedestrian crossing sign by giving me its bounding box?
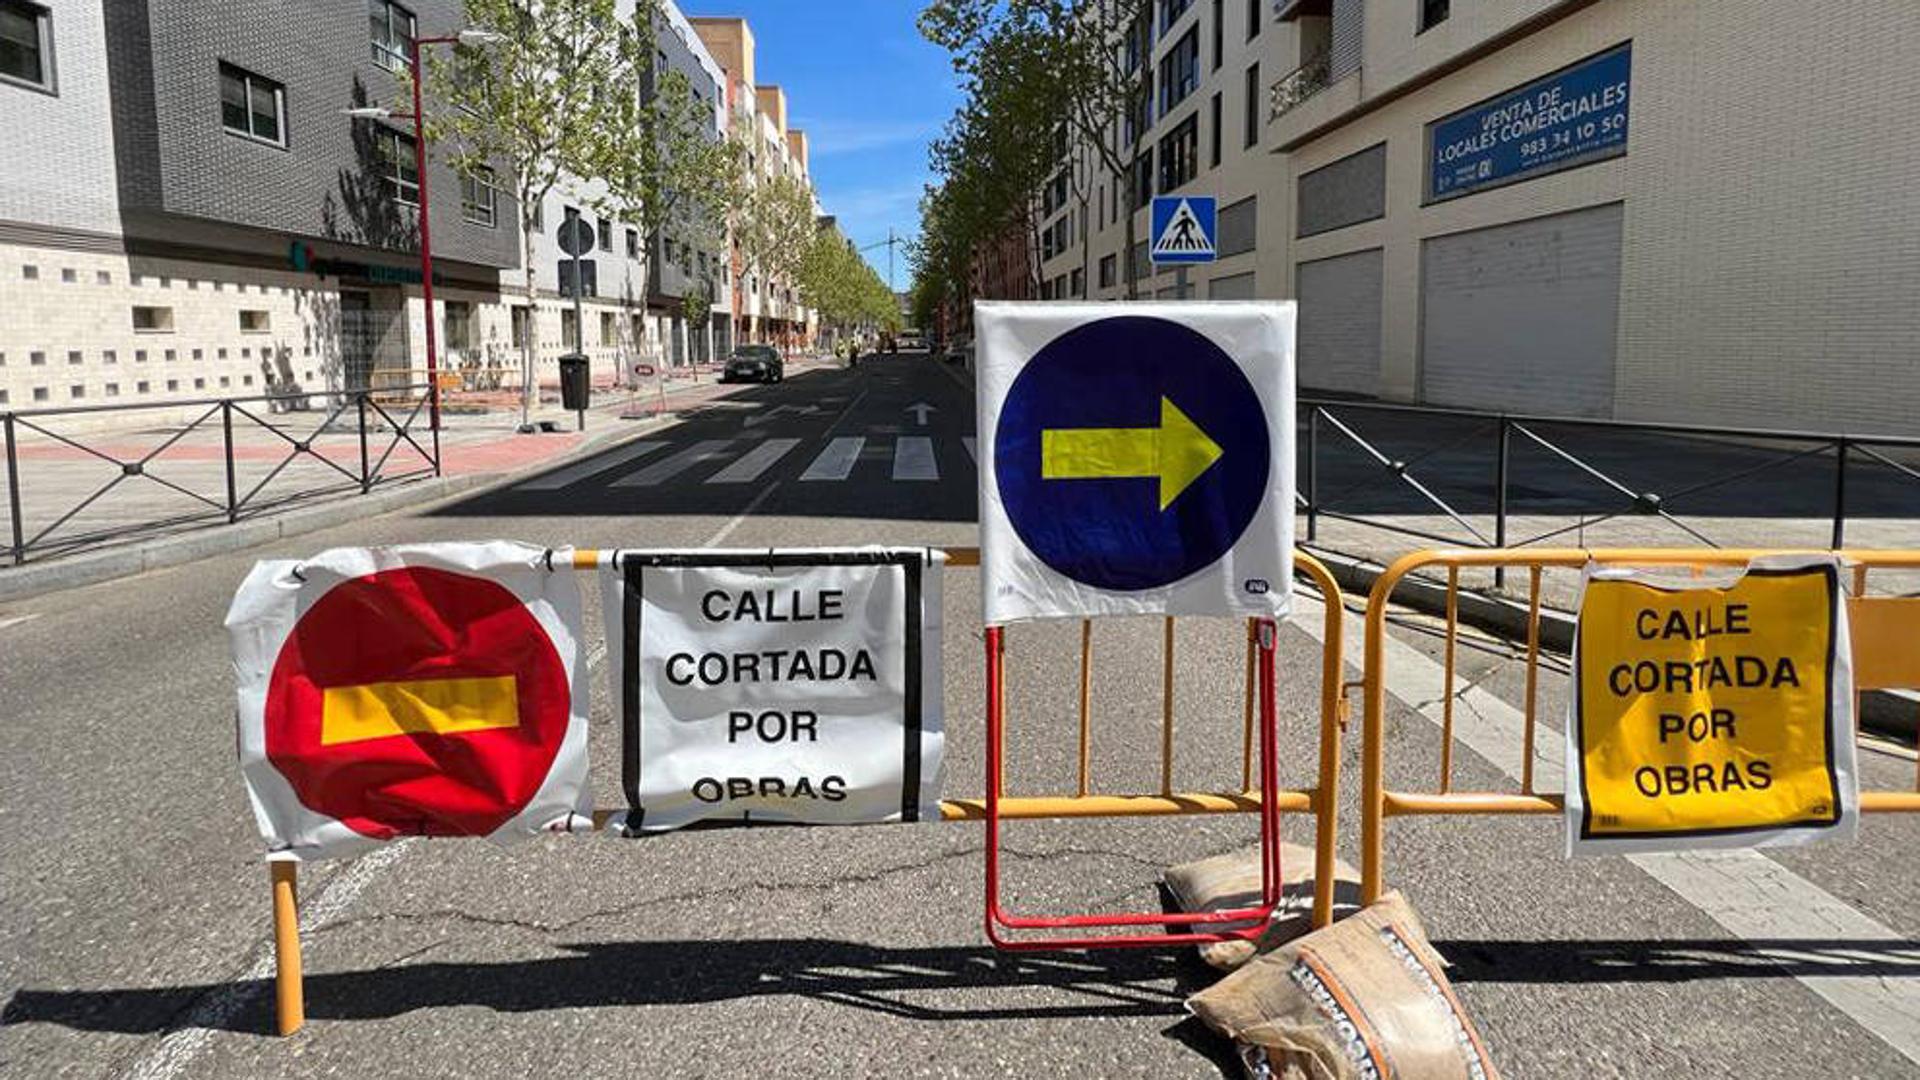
[1150,196,1217,264]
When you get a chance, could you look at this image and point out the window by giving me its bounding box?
[600,311,616,345]
[1420,0,1450,32]
[458,166,497,226]
[1246,0,1260,39]
[596,218,611,252]
[626,227,639,259]
[1244,62,1259,147]
[1158,29,1197,115]
[0,0,53,93]
[1158,112,1198,192]
[444,300,473,352]
[240,309,270,332]
[1131,150,1154,209]
[561,308,578,350]
[1211,0,1223,69]
[68,384,83,399]
[132,306,174,332]
[510,306,530,349]
[32,387,47,401]
[373,127,419,205]
[65,349,79,364]
[138,381,150,393]
[1160,0,1192,31]
[220,64,284,146]
[1209,91,1222,167]
[1099,254,1116,288]
[369,0,415,71]
[30,350,44,365]
[1070,267,1085,297]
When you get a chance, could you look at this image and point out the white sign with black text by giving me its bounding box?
[602,548,945,832]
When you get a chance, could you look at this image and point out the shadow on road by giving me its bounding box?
[1433,936,1920,983]
[0,937,1229,1038]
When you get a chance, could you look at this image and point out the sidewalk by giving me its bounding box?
[0,356,838,598]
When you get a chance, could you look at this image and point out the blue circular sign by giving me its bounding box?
[995,316,1270,592]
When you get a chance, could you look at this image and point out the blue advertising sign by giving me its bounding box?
[993,315,1269,591]
[1149,196,1217,264]
[1426,43,1631,203]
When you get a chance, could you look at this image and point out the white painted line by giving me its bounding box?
[611,440,733,487]
[1288,593,1920,1067]
[962,436,977,463]
[518,440,665,491]
[0,613,40,631]
[891,436,938,482]
[705,438,800,484]
[800,436,864,482]
[702,483,780,547]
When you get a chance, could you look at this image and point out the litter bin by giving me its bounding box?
[558,353,590,411]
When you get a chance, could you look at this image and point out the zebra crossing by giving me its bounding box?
[525,432,981,491]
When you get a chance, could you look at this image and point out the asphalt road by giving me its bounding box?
[1,351,1916,1078]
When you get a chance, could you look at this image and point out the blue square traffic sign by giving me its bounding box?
[1149,196,1217,264]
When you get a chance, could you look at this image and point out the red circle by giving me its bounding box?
[264,567,570,839]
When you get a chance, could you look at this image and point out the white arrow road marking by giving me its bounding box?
[800,437,865,482]
[744,404,818,428]
[704,438,801,484]
[1288,592,1920,1067]
[892,437,938,481]
[519,440,665,491]
[906,402,935,426]
[612,440,734,487]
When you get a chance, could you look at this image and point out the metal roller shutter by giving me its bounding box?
[1419,203,1623,417]
[1296,248,1382,397]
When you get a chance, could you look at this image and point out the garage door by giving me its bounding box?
[1296,248,1382,397]
[1419,202,1623,417]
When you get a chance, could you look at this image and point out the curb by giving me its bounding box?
[1307,545,1919,742]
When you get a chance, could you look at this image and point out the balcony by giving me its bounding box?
[1269,48,1332,121]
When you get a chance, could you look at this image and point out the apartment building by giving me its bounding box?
[0,0,515,411]
[690,16,821,353]
[1270,0,1919,433]
[1034,0,1917,434]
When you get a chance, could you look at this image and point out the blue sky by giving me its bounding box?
[681,0,958,291]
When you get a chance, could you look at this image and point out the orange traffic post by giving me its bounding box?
[271,860,304,1036]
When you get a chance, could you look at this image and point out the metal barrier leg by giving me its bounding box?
[271,861,304,1036]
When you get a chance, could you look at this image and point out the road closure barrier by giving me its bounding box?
[248,543,1350,1036]
[1358,548,1920,905]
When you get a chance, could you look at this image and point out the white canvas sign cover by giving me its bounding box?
[602,548,945,832]
[975,301,1296,624]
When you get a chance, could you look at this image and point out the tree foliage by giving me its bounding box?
[800,229,900,333]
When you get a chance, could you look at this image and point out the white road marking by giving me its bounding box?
[1289,593,1920,1066]
[518,440,665,491]
[962,436,977,463]
[891,437,938,481]
[800,436,865,481]
[702,483,780,547]
[612,440,734,487]
[705,438,800,484]
[0,613,41,631]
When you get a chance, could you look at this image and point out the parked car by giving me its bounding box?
[722,344,784,383]
[945,335,974,368]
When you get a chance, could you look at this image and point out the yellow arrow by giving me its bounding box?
[1040,396,1224,510]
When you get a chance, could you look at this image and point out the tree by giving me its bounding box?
[733,165,818,343]
[922,0,1154,298]
[424,0,643,423]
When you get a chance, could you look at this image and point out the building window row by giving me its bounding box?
[1158,112,1198,192]
[1158,27,1199,115]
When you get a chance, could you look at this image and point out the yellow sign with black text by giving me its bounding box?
[1566,558,1857,855]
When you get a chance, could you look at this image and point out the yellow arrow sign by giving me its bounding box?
[1040,396,1224,510]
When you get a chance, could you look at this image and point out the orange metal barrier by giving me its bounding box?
[267,546,1351,1034]
[1360,548,1920,905]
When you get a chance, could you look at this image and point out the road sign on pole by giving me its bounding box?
[1150,196,1218,264]
[228,542,591,860]
[975,302,1295,623]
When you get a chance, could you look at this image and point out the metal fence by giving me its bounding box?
[1297,398,1920,584]
[3,385,441,566]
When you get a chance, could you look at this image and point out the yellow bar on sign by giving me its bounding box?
[320,675,520,746]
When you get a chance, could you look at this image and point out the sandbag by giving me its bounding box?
[1164,842,1364,970]
[1187,892,1500,1080]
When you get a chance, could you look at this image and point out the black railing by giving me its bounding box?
[1296,397,1920,585]
[2,385,441,566]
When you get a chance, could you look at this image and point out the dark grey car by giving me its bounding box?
[722,344,784,383]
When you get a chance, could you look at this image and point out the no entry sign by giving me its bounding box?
[1566,556,1858,855]
[229,542,592,860]
[602,548,945,832]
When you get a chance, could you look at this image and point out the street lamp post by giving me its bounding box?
[345,29,499,435]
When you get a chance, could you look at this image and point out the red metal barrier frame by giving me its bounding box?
[982,621,1284,950]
